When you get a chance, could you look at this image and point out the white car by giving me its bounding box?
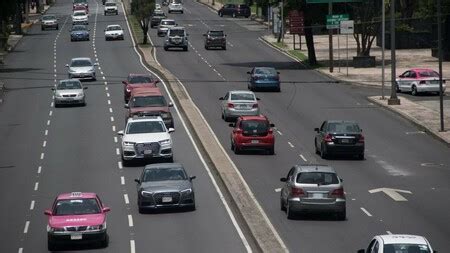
[357,234,436,253]
[396,68,446,96]
[157,19,176,37]
[72,10,88,25]
[104,1,118,15]
[118,116,174,166]
[168,3,183,13]
[52,79,87,107]
[155,4,161,10]
[105,24,124,40]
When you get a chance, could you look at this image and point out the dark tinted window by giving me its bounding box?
[106,25,121,31]
[72,25,87,31]
[71,59,92,67]
[209,31,224,37]
[237,4,249,9]
[326,122,360,133]
[143,167,187,182]
[129,75,153,83]
[169,29,185,36]
[57,80,82,90]
[230,93,255,101]
[241,120,269,134]
[296,172,339,185]
[127,121,165,134]
[383,244,430,253]
[131,95,166,107]
[254,67,277,76]
[54,198,100,215]
[43,15,56,20]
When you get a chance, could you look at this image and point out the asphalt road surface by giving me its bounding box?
[147,0,450,252]
[0,0,248,252]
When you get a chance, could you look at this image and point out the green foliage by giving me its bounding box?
[130,0,155,44]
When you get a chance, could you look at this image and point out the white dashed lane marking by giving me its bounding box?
[121,176,125,185]
[360,207,373,217]
[23,221,30,234]
[29,200,35,210]
[299,154,307,162]
[124,194,129,204]
[288,142,294,148]
[40,153,45,160]
[34,182,39,191]
[116,148,120,155]
[37,166,42,174]
[45,130,48,136]
[128,215,134,227]
[114,137,118,143]
[118,161,123,169]
[130,240,136,253]
[112,125,116,131]
[110,116,115,122]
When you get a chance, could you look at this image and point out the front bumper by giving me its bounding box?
[324,142,364,155]
[288,199,346,213]
[105,34,124,40]
[48,230,107,244]
[54,97,85,105]
[72,20,88,25]
[121,145,173,160]
[138,192,194,210]
[71,34,89,41]
[69,72,95,80]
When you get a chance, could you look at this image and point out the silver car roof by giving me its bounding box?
[144,163,184,170]
[295,164,336,174]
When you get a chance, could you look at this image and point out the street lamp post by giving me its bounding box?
[388,0,400,105]
[381,0,385,99]
[437,0,445,132]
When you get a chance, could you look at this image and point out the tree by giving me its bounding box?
[350,0,380,57]
[131,0,155,44]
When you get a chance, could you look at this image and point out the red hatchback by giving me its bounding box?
[229,115,275,155]
[122,73,159,102]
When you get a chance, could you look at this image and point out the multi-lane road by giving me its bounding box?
[0,0,449,252]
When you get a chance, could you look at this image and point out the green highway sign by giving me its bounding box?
[307,0,361,3]
[326,14,349,29]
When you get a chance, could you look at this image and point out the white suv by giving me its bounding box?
[358,234,436,253]
[118,116,174,166]
[104,1,118,15]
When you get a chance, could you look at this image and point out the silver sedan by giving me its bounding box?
[66,57,98,80]
[52,79,87,107]
[219,90,260,122]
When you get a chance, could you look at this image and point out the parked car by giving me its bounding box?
[104,1,118,15]
[125,87,174,128]
[122,73,159,102]
[104,24,124,40]
[219,90,260,122]
[45,192,110,251]
[280,164,346,220]
[157,19,176,37]
[72,10,88,25]
[396,68,446,96]
[118,116,174,165]
[41,14,58,30]
[357,234,436,253]
[204,30,226,50]
[218,4,250,18]
[151,10,166,28]
[314,120,365,159]
[135,163,196,213]
[168,2,183,13]
[229,115,275,154]
[66,57,98,80]
[52,79,87,107]
[247,67,281,92]
[164,27,188,51]
[70,24,90,41]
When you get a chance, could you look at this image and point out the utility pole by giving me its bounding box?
[381,0,385,99]
[437,0,445,132]
[388,0,400,105]
[281,0,284,44]
[328,1,333,73]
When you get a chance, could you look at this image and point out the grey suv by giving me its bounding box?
[280,164,346,220]
[164,27,188,51]
[41,14,58,30]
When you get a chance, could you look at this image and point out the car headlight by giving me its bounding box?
[47,225,65,232]
[181,188,192,194]
[77,93,84,97]
[141,191,153,197]
[159,139,171,145]
[123,141,135,146]
[55,93,63,98]
[87,221,106,231]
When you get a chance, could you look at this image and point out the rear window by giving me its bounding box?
[129,75,153,83]
[131,95,167,107]
[296,172,339,185]
[238,4,249,9]
[169,29,185,36]
[241,120,269,134]
[326,122,360,133]
[230,93,255,101]
[383,244,431,253]
[54,198,100,215]
[255,68,277,76]
[43,15,56,20]
[72,25,87,31]
[106,2,116,6]
[209,31,224,36]
[73,11,86,16]
[418,71,439,78]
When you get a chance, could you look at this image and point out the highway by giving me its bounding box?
[0,0,248,252]
[147,0,450,252]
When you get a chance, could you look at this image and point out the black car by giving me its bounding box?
[70,25,90,41]
[218,4,250,18]
[135,163,196,213]
[150,10,166,28]
[314,120,365,159]
[204,30,227,50]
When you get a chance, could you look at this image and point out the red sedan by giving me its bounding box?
[122,73,159,102]
[229,115,275,155]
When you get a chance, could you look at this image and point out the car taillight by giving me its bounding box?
[227,103,234,108]
[252,103,258,108]
[329,188,345,198]
[324,134,333,142]
[291,187,305,197]
[419,80,426,85]
[358,134,365,143]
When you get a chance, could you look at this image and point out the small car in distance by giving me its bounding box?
[104,24,124,40]
[66,57,98,80]
[53,79,87,107]
[247,67,281,92]
[357,234,436,253]
[314,120,365,160]
[219,90,260,122]
[135,163,196,213]
[204,30,226,50]
[104,1,118,15]
[122,73,159,102]
[45,192,110,251]
[164,27,188,51]
[72,10,88,25]
[151,10,166,28]
[41,14,58,30]
[280,164,346,220]
[229,115,275,154]
[73,0,88,9]
[157,19,176,37]
[70,25,90,41]
[168,2,183,13]
[218,4,250,18]
[396,68,446,96]
[73,4,89,14]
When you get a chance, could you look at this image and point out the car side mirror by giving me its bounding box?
[94,63,99,66]
[124,104,129,109]
[168,102,174,107]
[117,130,124,136]
[155,80,160,84]
[190,176,196,180]
[228,123,235,127]
[134,179,141,184]
[340,178,344,182]
[256,97,260,100]
[168,128,175,133]
[102,207,111,213]
[277,72,280,74]
[219,97,224,100]
[314,127,320,132]
[44,209,52,216]
[270,123,275,127]
[51,87,55,90]
[247,71,251,74]
[65,64,69,67]
[357,250,365,253]
[122,81,127,85]
[280,177,287,182]
[83,87,88,90]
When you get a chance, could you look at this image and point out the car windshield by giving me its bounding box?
[106,26,121,31]
[57,81,82,90]
[209,31,224,37]
[383,244,431,253]
[74,0,87,3]
[73,12,86,16]
[72,25,87,31]
[43,15,56,20]
[131,95,166,107]
[296,172,339,185]
[170,29,184,36]
[127,121,165,134]
[105,2,116,6]
[129,76,153,83]
[255,68,277,76]
[143,167,187,182]
[161,20,175,25]
[418,71,439,78]
[241,120,269,134]
[230,93,255,101]
[54,198,100,216]
[153,12,165,17]
[326,122,360,133]
[71,60,92,67]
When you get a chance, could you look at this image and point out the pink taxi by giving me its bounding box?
[44,192,110,251]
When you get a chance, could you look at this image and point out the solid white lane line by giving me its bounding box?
[34,182,39,191]
[23,221,30,233]
[116,148,120,155]
[114,137,118,143]
[121,176,125,185]
[124,194,129,204]
[40,153,45,160]
[118,161,123,169]
[299,154,307,162]
[47,120,51,125]
[288,142,294,148]
[37,166,42,174]
[386,231,392,234]
[108,100,111,105]
[112,126,116,131]
[45,130,48,136]
[128,215,133,227]
[110,116,114,122]
[130,240,136,253]
[30,200,35,210]
[360,207,373,217]
[43,141,47,147]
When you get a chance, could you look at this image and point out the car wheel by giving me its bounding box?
[56,25,59,30]
[396,83,401,93]
[181,11,184,14]
[222,46,226,50]
[320,143,328,159]
[337,208,346,221]
[233,144,241,154]
[183,46,188,51]
[411,85,418,96]
[314,139,320,154]
[48,240,57,251]
[166,156,174,163]
[358,152,365,160]
[280,196,286,211]
[116,11,118,15]
[164,46,168,51]
[232,12,236,18]
[104,11,107,15]
[138,206,146,214]
[275,86,281,92]
[205,45,208,50]
[100,234,109,248]
[286,202,296,220]
[168,10,171,14]
[41,26,44,31]
[230,140,234,150]
[267,146,274,155]
[219,12,223,17]
[245,15,250,18]
[121,156,130,167]
[71,38,74,42]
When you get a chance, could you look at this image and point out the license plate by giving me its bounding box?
[341,139,350,143]
[70,234,82,240]
[251,140,259,144]
[162,196,172,203]
[144,150,152,155]
[311,193,325,198]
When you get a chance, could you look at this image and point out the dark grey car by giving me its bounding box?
[135,163,196,213]
[204,30,226,50]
